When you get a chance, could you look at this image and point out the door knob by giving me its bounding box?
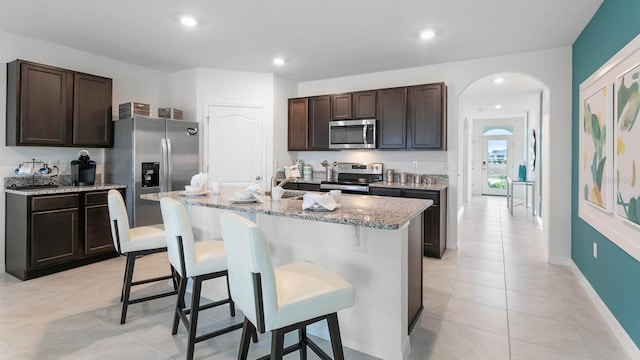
[255,176,261,180]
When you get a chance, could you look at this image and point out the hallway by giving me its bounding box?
[411,195,630,359]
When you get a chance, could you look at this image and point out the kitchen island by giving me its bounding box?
[142,190,432,360]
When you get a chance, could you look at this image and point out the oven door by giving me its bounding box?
[329,119,376,149]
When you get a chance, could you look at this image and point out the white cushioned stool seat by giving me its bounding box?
[220,212,355,360]
[125,224,166,252]
[271,262,354,330]
[107,190,177,325]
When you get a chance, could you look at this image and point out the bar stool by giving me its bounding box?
[219,212,355,360]
[107,190,178,324]
[160,198,243,360]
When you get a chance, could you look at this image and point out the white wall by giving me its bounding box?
[0,31,165,272]
[296,47,573,261]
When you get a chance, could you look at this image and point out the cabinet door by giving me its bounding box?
[353,90,376,119]
[31,208,79,267]
[309,95,331,150]
[331,93,352,120]
[408,83,446,150]
[85,204,114,255]
[14,61,73,146]
[422,205,441,257]
[288,98,309,150]
[73,73,113,147]
[84,191,116,255]
[377,87,407,149]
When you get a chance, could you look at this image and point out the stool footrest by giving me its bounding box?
[130,274,174,287]
[128,289,178,305]
[194,322,243,343]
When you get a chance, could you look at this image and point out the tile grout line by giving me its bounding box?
[500,201,513,360]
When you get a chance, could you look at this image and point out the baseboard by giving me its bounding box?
[547,256,571,266]
[570,261,640,359]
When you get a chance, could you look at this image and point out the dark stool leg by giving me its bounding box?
[186,276,203,360]
[327,313,345,360]
[120,253,136,324]
[270,328,285,360]
[120,253,131,302]
[299,326,307,360]
[172,273,187,335]
[238,318,256,360]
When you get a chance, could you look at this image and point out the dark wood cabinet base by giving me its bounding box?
[5,189,123,281]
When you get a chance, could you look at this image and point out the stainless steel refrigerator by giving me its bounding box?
[105,116,199,227]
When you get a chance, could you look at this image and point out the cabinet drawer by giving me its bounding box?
[404,189,439,204]
[32,194,79,212]
[85,191,109,206]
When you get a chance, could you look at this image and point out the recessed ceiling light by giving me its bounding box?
[494,77,505,84]
[272,57,285,66]
[494,104,503,109]
[419,29,436,40]
[180,16,197,27]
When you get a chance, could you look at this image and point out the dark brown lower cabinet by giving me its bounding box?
[407,212,423,333]
[5,189,122,280]
[370,186,447,258]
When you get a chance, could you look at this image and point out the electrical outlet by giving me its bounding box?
[412,161,418,169]
[593,242,598,259]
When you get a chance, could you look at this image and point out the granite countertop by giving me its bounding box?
[370,181,448,191]
[4,183,127,196]
[141,189,432,230]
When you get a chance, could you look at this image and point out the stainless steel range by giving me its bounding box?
[320,162,383,193]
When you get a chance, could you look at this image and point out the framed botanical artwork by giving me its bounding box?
[615,64,640,226]
[580,84,613,212]
[579,32,640,261]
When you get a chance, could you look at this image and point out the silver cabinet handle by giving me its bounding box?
[255,176,261,180]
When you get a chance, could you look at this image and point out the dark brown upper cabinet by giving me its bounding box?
[331,93,352,120]
[309,95,331,150]
[6,60,113,147]
[288,97,309,150]
[73,73,113,147]
[408,83,447,150]
[352,90,377,119]
[377,87,407,149]
[331,90,377,121]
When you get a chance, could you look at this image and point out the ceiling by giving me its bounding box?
[0,1,602,118]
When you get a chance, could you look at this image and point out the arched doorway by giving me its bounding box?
[459,72,547,232]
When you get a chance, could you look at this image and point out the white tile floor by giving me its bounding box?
[0,196,631,359]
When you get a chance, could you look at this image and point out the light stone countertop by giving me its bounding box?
[141,189,432,230]
[4,183,126,196]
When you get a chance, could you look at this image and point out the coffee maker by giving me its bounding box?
[71,151,96,186]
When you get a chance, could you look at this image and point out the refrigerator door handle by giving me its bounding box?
[167,138,173,192]
[161,138,168,192]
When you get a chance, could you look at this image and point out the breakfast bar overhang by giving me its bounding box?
[142,190,432,360]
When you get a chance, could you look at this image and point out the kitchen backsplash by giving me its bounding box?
[3,174,103,188]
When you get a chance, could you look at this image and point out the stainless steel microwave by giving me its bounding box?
[328,119,376,149]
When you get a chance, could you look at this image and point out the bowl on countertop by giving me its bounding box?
[234,191,254,200]
[185,185,203,193]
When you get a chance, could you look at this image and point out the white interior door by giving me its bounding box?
[482,135,512,196]
[207,104,264,190]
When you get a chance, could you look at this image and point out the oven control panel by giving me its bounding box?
[334,162,383,175]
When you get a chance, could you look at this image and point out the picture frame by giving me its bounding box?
[577,32,640,262]
[615,64,640,227]
[579,83,613,212]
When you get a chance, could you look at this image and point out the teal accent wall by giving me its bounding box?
[572,0,640,347]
